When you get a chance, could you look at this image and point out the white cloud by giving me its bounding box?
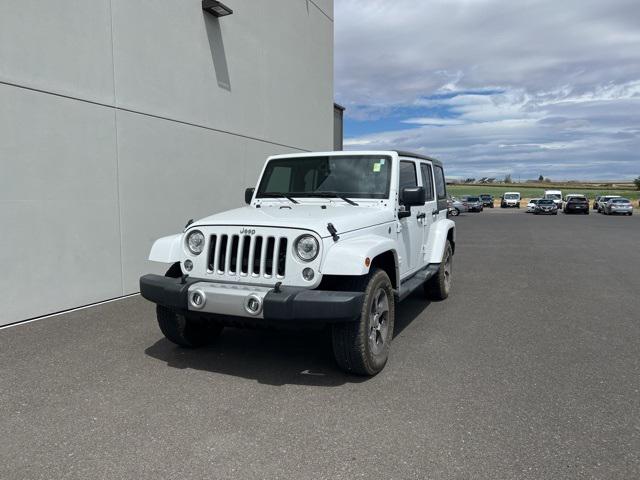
[402,117,465,126]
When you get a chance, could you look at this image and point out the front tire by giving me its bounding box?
[332,269,395,376]
[156,306,223,348]
[449,208,460,217]
[424,240,453,301]
[156,262,223,347]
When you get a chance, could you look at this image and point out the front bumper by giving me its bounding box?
[139,274,364,323]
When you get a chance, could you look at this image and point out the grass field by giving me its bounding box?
[448,184,640,201]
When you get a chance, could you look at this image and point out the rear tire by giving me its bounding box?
[424,240,453,301]
[332,269,395,376]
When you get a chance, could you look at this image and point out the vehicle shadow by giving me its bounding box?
[145,292,431,387]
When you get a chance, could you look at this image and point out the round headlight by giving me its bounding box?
[294,235,319,262]
[186,230,205,255]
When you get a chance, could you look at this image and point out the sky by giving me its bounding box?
[334,0,640,180]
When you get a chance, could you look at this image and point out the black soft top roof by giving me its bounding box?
[395,151,443,168]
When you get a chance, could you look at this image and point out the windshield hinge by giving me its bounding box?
[327,223,340,242]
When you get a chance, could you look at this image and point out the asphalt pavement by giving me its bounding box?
[1,209,639,479]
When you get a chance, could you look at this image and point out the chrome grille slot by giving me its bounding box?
[265,237,276,277]
[252,237,263,276]
[207,235,217,271]
[240,235,250,275]
[207,232,288,280]
[229,235,240,274]
[277,238,287,277]
[217,235,228,273]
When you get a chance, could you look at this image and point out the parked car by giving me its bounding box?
[479,194,494,208]
[563,193,585,209]
[500,192,521,208]
[603,198,633,216]
[140,150,456,376]
[543,190,563,210]
[464,196,484,212]
[563,196,589,214]
[592,195,602,211]
[533,199,558,215]
[447,196,468,217]
[526,198,541,212]
[597,195,621,213]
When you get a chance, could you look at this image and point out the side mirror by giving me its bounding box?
[245,187,255,204]
[401,186,425,207]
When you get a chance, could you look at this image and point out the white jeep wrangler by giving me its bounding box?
[140,151,455,376]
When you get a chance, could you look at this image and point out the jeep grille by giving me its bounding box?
[207,234,287,278]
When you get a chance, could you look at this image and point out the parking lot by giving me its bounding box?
[2,209,638,479]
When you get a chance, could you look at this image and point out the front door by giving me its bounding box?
[398,160,425,275]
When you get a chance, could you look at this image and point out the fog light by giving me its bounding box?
[184,259,193,271]
[190,289,206,309]
[302,268,315,281]
[244,294,263,316]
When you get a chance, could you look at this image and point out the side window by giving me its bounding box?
[420,163,435,202]
[399,161,417,189]
[434,165,446,200]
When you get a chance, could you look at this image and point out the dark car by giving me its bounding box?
[592,195,601,211]
[533,199,558,215]
[463,196,484,212]
[479,194,494,208]
[564,196,589,214]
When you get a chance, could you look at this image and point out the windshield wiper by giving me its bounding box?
[260,192,299,204]
[310,192,359,206]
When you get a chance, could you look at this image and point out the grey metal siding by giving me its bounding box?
[0,0,333,325]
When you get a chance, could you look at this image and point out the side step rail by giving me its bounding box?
[396,264,440,301]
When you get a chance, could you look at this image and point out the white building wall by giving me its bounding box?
[0,0,334,325]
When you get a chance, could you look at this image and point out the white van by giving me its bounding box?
[500,192,521,208]
[543,190,563,210]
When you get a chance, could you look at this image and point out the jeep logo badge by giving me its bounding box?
[240,228,256,235]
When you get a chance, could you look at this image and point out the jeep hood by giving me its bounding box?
[190,205,394,237]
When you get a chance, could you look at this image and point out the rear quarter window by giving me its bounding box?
[434,166,446,200]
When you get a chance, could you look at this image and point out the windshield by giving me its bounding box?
[504,194,519,199]
[467,197,480,201]
[256,155,392,199]
[538,199,554,205]
[611,198,630,203]
[544,194,561,199]
[569,197,587,202]
[480,195,491,199]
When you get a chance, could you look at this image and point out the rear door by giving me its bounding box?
[419,162,437,265]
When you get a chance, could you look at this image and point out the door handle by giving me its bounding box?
[416,212,426,220]
[432,209,439,215]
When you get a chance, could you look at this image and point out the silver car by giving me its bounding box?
[597,195,621,213]
[447,196,468,216]
[603,198,633,216]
